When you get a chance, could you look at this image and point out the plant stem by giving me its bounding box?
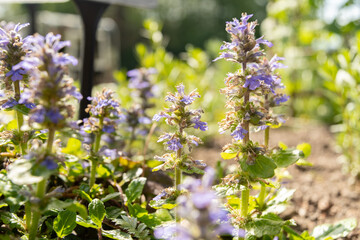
[241,188,250,218]
[28,128,55,240]
[28,179,47,240]
[90,118,103,188]
[25,201,31,231]
[97,228,102,240]
[241,62,250,218]
[14,80,27,155]
[258,184,266,210]
[175,148,182,223]
[259,94,270,209]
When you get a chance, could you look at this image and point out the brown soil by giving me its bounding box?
[193,118,360,239]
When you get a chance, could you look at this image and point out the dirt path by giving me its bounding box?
[193,119,360,238]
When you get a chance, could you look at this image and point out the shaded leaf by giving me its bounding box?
[88,199,106,229]
[53,210,77,238]
[125,177,146,203]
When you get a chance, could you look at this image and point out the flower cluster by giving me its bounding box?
[152,84,207,173]
[216,13,289,140]
[13,32,81,129]
[83,88,123,139]
[127,67,157,109]
[0,22,31,109]
[154,168,243,240]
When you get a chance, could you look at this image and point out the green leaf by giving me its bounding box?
[154,209,173,222]
[12,104,30,115]
[88,199,106,229]
[0,211,26,232]
[102,229,133,240]
[73,190,92,203]
[122,168,143,183]
[53,210,77,238]
[221,151,238,160]
[272,149,304,168]
[311,218,357,240]
[101,192,121,203]
[241,155,277,178]
[75,215,97,229]
[106,206,126,219]
[297,143,311,158]
[62,138,82,155]
[245,213,293,238]
[265,188,296,214]
[125,177,146,203]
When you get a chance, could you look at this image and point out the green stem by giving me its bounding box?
[241,188,250,218]
[28,128,55,239]
[89,118,103,188]
[258,184,266,210]
[175,148,182,223]
[14,80,27,155]
[25,201,31,231]
[28,179,47,240]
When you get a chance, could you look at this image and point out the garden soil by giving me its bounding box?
[193,118,360,239]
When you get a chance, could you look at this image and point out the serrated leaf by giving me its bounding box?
[88,199,106,228]
[53,210,77,238]
[241,155,276,178]
[125,177,146,203]
[272,149,303,168]
[214,184,244,197]
[106,206,126,219]
[101,192,121,203]
[311,218,357,240]
[102,229,133,240]
[0,211,26,232]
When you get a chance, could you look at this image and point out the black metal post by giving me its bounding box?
[73,0,109,120]
[25,4,38,34]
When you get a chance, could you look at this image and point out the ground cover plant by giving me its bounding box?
[0,13,357,240]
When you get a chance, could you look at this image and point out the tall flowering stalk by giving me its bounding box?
[9,32,81,240]
[123,67,156,156]
[214,13,299,238]
[82,88,123,188]
[0,22,32,155]
[152,83,207,220]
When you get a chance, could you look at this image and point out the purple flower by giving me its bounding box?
[191,191,217,209]
[153,190,168,201]
[100,147,119,160]
[102,125,115,134]
[30,107,46,123]
[153,113,170,122]
[166,138,183,151]
[256,37,273,48]
[41,156,58,170]
[154,224,192,240]
[6,68,27,81]
[244,75,261,90]
[231,124,248,141]
[193,117,208,131]
[46,108,64,124]
[138,116,151,124]
[2,98,18,109]
[274,95,289,105]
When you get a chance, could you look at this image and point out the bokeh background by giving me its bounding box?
[1,0,360,178]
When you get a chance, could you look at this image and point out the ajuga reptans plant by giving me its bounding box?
[214,13,305,238]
